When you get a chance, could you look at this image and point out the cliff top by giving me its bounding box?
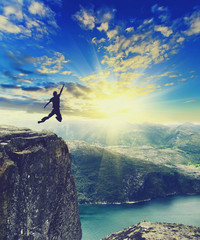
[0,125,54,139]
[102,221,200,240]
[0,125,57,148]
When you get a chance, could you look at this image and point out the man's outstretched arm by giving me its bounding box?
[44,100,51,108]
[59,84,64,96]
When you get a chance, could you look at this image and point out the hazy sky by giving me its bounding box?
[0,0,200,125]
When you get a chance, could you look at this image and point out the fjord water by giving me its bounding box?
[79,195,200,240]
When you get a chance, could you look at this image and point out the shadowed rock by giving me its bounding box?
[0,125,82,240]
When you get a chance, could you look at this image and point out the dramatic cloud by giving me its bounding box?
[1,50,71,93]
[107,29,118,40]
[28,1,48,17]
[68,5,200,119]
[4,5,23,20]
[73,6,115,31]
[3,70,33,83]
[185,10,200,36]
[1,3,200,121]
[91,37,106,45]
[97,22,109,32]
[0,15,21,33]
[154,25,173,37]
[35,52,70,74]
[73,7,95,30]
[0,0,58,39]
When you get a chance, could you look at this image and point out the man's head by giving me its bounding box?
[53,91,57,96]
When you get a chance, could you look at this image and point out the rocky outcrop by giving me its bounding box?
[101,221,200,240]
[0,125,82,240]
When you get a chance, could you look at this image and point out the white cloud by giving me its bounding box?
[73,7,95,30]
[28,1,47,17]
[107,29,118,39]
[0,15,21,33]
[92,37,106,45]
[154,25,173,37]
[126,27,134,32]
[143,19,153,25]
[97,22,109,32]
[145,71,172,80]
[96,8,116,23]
[177,37,185,43]
[73,7,116,31]
[105,36,131,54]
[111,55,152,72]
[100,26,171,73]
[185,11,200,36]
[61,71,72,75]
[72,4,200,109]
[116,72,144,82]
[36,52,70,74]
[4,6,23,20]
[0,1,58,39]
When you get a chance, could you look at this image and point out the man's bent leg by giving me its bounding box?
[38,116,49,124]
[55,110,62,122]
[38,110,55,124]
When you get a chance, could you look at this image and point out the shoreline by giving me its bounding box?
[78,193,199,206]
[79,198,152,206]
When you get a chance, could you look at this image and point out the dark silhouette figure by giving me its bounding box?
[38,84,64,124]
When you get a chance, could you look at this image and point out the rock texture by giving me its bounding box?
[102,221,200,240]
[0,125,82,240]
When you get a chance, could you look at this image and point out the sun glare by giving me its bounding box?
[97,96,133,115]
[94,94,153,123]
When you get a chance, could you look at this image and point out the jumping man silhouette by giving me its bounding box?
[38,84,64,124]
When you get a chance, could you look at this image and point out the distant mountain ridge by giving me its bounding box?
[68,140,200,204]
[65,122,200,204]
[55,121,200,148]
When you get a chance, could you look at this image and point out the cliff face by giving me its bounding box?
[102,221,200,240]
[0,126,82,240]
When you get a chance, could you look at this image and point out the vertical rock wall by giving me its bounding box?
[0,126,82,240]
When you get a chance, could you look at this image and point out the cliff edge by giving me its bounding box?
[0,125,82,240]
[102,221,200,240]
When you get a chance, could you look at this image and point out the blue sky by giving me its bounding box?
[0,0,200,124]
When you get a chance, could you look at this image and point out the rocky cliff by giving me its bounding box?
[0,125,82,240]
[102,221,200,240]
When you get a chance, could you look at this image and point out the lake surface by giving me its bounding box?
[79,195,200,240]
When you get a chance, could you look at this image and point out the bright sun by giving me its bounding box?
[95,95,151,122]
[98,96,131,114]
